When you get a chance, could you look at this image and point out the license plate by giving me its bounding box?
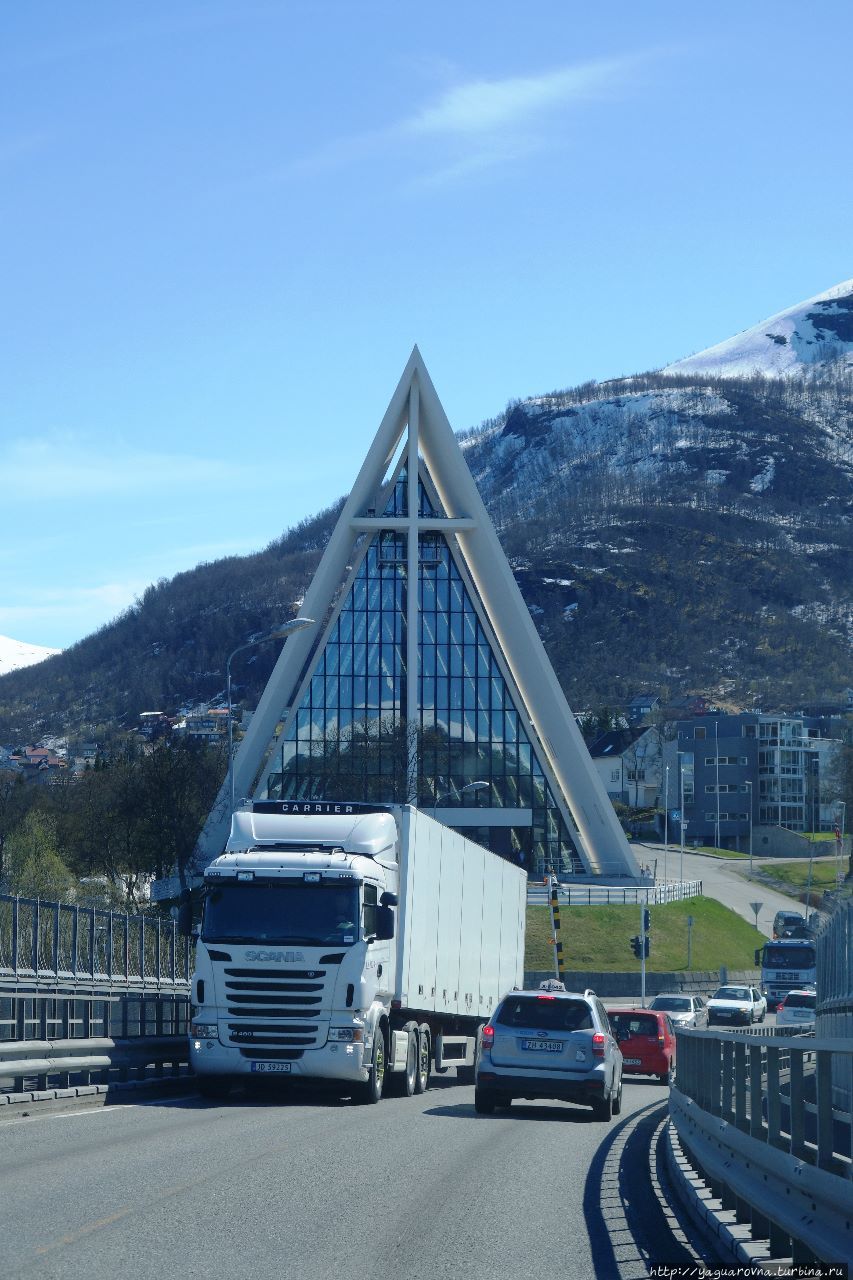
[521,1039,563,1052]
[250,1061,291,1074]
[623,1058,642,1065]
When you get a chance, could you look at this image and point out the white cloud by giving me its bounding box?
[402,60,630,138]
[279,56,643,190]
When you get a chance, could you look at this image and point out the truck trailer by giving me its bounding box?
[185,801,527,1102]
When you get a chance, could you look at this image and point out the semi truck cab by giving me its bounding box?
[189,807,398,1098]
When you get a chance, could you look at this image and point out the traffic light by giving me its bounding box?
[630,936,642,959]
[642,908,651,934]
[643,935,650,958]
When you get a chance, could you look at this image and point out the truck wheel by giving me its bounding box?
[397,1031,417,1097]
[415,1026,431,1094]
[474,1087,495,1114]
[354,1029,386,1105]
[197,1076,232,1100]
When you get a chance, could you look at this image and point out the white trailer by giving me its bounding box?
[186,802,526,1101]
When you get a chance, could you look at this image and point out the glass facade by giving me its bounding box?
[264,486,580,874]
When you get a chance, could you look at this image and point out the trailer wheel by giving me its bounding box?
[415,1026,431,1094]
[354,1028,386,1105]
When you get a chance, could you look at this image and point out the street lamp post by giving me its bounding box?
[679,763,686,884]
[744,780,753,875]
[226,617,315,811]
[836,801,847,883]
[663,764,670,889]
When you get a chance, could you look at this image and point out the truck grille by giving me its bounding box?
[222,966,330,1048]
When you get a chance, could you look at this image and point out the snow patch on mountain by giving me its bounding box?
[0,635,61,676]
[665,278,853,379]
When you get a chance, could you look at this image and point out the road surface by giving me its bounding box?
[1,1074,713,1280]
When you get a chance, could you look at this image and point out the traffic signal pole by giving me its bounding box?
[640,903,647,1007]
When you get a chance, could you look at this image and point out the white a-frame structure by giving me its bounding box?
[194,349,640,880]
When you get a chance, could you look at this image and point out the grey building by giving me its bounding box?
[663,712,840,851]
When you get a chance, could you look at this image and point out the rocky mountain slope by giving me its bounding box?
[2,284,852,743]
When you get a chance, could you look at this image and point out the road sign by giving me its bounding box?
[749,901,763,916]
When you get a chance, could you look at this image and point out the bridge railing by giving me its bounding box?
[0,893,191,988]
[526,880,703,905]
[670,1026,851,1265]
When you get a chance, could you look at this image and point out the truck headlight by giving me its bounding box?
[328,1027,363,1043]
[191,1023,218,1038]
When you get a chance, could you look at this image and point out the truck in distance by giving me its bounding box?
[183,802,526,1102]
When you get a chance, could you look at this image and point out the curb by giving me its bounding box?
[663,1117,792,1275]
[0,1071,196,1116]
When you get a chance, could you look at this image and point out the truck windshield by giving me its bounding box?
[763,944,816,969]
[202,881,360,946]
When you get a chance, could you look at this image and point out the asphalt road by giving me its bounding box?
[1,1074,710,1280]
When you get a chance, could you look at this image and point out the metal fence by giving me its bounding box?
[0,894,191,987]
[670,1026,851,1265]
[526,880,703,905]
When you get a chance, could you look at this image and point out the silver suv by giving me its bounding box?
[474,982,623,1121]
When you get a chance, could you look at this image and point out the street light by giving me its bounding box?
[836,801,847,884]
[433,780,489,807]
[226,617,315,810]
[679,764,687,884]
[744,780,753,875]
[663,763,670,887]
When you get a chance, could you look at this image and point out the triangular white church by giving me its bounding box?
[194,350,640,880]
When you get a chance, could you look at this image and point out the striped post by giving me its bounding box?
[549,882,566,981]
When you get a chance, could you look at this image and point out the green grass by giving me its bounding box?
[688,845,749,859]
[525,896,762,972]
[756,859,843,892]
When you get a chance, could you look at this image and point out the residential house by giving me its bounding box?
[589,727,665,808]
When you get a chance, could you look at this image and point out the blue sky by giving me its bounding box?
[3,2,852,650]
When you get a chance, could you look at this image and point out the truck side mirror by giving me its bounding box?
[375,904,395,941]
[754,948,761,965]
[177,889,193,938]
[380,891,398,907]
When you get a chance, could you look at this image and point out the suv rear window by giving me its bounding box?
[496,996,593,1031]
[785,993,816,1009]
[610,1013,660,1037]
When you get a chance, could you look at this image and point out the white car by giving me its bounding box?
[707,985,767,1027]
[776,989,816,1029]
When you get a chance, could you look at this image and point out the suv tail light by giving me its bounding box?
[592,1032,606,1058]
[481,1025,495,1050]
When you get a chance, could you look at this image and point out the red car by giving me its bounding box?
[607,1008,676,1085]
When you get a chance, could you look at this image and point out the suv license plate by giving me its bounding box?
[250,1062,291,1074]
[623,1058,642,1065]
[521,1039,562,1052]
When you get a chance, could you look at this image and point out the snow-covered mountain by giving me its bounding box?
[0,635,61,677]
[0,277,851,738]
[665,278,853,379]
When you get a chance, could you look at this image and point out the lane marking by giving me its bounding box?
[1,1097,192,1126]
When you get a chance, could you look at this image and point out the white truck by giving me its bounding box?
[184,801,527,1102]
